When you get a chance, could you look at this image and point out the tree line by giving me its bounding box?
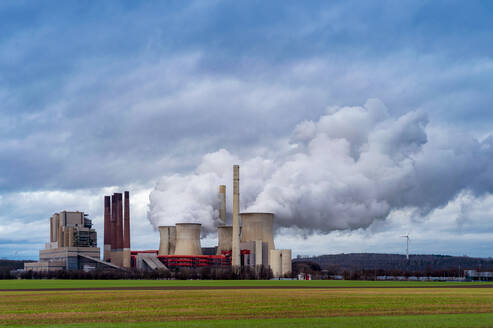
[3,265,274,280]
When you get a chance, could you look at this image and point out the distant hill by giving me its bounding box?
[294,253,493,274]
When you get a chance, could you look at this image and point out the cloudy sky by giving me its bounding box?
[1,1,493,260]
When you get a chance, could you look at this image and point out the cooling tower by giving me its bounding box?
[240,212,275,251]
[270,249,282,278]
[281,249,292,276]
[216,225,233,255]
[232,165,241,266]
[158,225,177,255]
[219,185,226,225]
[174,223,202,255]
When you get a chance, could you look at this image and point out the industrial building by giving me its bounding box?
[103,191,132,268]
[26,166,292,277]
[24,211,119,272]
[148,165,292,277]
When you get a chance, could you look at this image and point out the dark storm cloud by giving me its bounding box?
[1,1,492,192]
[1,1,493,257]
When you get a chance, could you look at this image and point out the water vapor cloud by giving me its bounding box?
[148,99,493,234]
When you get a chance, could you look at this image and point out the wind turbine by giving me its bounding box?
[401,234,409,260]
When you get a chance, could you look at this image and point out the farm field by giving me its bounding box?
[1,281,493,327]
[0,279,490,290]
[11,314,493,328]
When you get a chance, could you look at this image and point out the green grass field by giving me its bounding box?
[1,280,493,327]
[13,314,493,328]
[0,279,488,289]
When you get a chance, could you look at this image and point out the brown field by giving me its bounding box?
[2,287,493,326]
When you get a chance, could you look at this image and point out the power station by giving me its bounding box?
[24,211,119,272]
[25,165,292,277]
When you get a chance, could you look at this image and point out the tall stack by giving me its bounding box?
[123,191,131,268]
[103,196,111,261]
[104,191,131,268]
[232,165,241,267]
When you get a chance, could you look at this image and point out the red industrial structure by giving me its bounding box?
[130,250,231,268]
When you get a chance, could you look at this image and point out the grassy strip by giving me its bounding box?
[0,279,489,289]
[8,313,493,328]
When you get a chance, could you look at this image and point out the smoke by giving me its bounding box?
[148,99,493,234]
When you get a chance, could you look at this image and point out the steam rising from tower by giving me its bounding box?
[148,99,493,238]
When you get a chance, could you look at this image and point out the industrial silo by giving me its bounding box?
[158,225,176,255]
[217,225,233,255]
[240,212,275,251]
[174,223,202,255]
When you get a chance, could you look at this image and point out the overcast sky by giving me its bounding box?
[1,1,493,260]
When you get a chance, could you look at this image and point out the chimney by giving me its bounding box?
[232,165,241,267]
[122,191,131,268]
[103,196,111,261]
[111,194,117,252]
[112,192,123,266]
[116,193,123,250]
[219,185,226,225]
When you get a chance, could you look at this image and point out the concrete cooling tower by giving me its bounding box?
[240,212,275,251]
[158,225,176,256]
[174,223,202,255]
[217,225,233,255]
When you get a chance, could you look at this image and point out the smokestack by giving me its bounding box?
[219,185,226,225]
[103,196,111,261]
[117,193,124,266]
[111,193,124,266]
[232,165,241,267]
[123,191,131,268]
[116,193,123,250]
[111,194,117,252]
[174,223,202,255]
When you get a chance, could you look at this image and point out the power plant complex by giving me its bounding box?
[25,165,292,277]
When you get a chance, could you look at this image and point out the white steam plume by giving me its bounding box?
[148,99,493,234]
